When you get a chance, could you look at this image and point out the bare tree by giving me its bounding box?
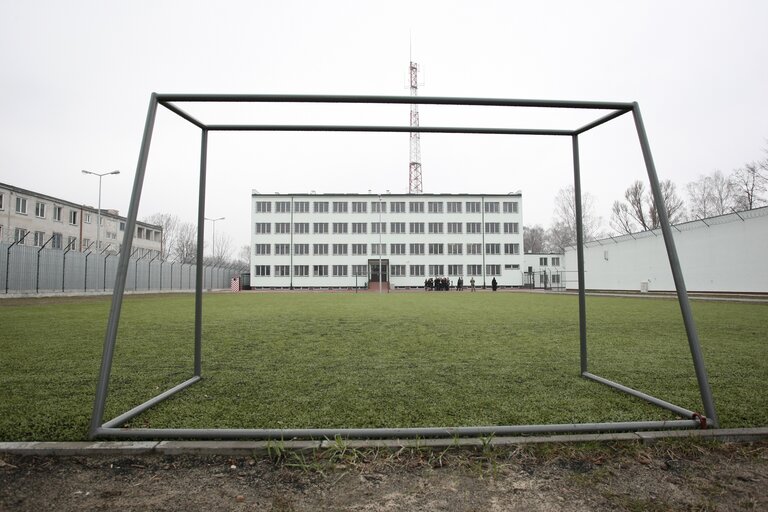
[143,213,180,260]
[235,244,251,269]
[523,225,548,253]
[686,170,736,219]
[732,162,767,210]
[173,221,198,264]
[611,179,685,234]
[547,185,601,251]
[210,232,234,266]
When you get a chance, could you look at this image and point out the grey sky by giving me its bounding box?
[2,0,766,255]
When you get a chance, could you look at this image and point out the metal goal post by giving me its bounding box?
[89,94,718,440]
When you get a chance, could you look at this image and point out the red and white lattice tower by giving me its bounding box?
[408,61,423,194]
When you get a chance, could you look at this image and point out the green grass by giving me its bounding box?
[0,292,766,441]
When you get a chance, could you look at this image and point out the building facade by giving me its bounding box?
[0,182,163,258]
[250,193,524,289]
[522,252,566,289]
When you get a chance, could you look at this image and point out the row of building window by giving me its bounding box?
[254,242,521,256]
[7,227,157,256]
[254,200,519,214]
[253,264,507,278]
[254,221,520,235]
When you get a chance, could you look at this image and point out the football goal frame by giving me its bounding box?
[89,93,718,439]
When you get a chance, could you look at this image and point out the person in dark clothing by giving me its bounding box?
[491,277,498,291]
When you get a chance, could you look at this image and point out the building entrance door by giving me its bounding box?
[368,259,389,283]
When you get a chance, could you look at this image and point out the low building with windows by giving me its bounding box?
[250,192,524,289]
[522,252,566,289]
[0,182,163,257]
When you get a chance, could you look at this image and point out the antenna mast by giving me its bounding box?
[408,60,423,194]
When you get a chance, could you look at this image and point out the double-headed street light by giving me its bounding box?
[82,170,120,253]
[205,216,225,261]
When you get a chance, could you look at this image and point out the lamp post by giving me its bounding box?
[82,170,120,253]
[205,216,225,262]
[378,194,383,294]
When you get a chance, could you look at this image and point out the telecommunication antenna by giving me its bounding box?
[408,59,423,194]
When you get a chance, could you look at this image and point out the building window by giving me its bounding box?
[254,201,271,213]
[447,243,463,255]
[333,201,348,213]
[371,201,386,213]
[294,222,309,234]
[119,221,125,231]
[33,231,45,247]
[409,201,424,213]
[51,232,62,249]
[428,222,443,234]
[53,206,62,222]
[313,244,328,255]
[410,265,425,277]
[371,222,386,234]
[313,201,328,213]
[333,243,348,255]
[294,265,309,277]
[352,222,367,234]
[448,264,463,276]
[409,222,424,234]
[390,243,406,255]
[16,197,28,214]
[274,223,290,234]
[428,264,444,276]
[84,213,92,224]
[13,228,26,244]
[447,201,462,213]
[35,202,46,218]
[253,265,271,276]
[275,201,291,213]
[390,222,405,234]
[551,257,561,266]
[428,201,443,213]
[333,264,348,277]
[466,264,482,276]
[68,210,78,225]
[66,236,77,250]
[313,265,328,277]
[465,201,480,213]
[428,243,444,255]
[314,222,329,234]
[275,243,290,255]
[503,201,519,213]
[391,264,406,277]
[539,257,548,266]
[294,244,309,255]
[503,222,519,234]
[466,222,481,234]
[410,243,424,255]
[0,192,3,210]
[333,222,348,234]
[486,264,501,276]
[504,243,520,255]
[390,201,405,213]
[352,265,367,277]
[255,223,271,234]
[352,201,367,213]
[467,243,482,255]
[295,201,309,213]
[484,222,500,234]
[352,243,367,255]
[484,201,500,213]
[371,243,386,255]
[106,231,117,240]
[82,238,91,250]
[275,265,290,277]
[486,243,500,255]
[447,222,462,234]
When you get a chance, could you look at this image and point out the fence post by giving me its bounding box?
[36,234,57,294]
[82,241,95,292]
[104,247,120,292]
[148,254,159,290]
[61,239,77,293]
[5,231,32,294]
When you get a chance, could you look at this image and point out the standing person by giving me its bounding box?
[470,277,476,292]
[491,277,498,291]
[457,276,462,291]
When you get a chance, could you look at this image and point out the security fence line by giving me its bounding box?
[1,241,242,294]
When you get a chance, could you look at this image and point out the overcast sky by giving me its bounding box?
[2,0,766,255]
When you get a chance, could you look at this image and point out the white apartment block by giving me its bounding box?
[250,193,524,289]
[0,182,163,257]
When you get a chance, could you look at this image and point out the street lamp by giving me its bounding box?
[82,170,120,253]
[205,216,225,261]
[378,194,383,294]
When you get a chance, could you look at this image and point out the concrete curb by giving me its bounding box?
[1,428,766,457]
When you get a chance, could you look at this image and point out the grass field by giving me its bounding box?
[0,291,766,441]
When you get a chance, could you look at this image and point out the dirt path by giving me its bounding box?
[2,440,766,511]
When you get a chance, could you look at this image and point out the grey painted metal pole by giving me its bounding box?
[631,103,718,427]
[194,129,208,377]
[89,93,158,439]
[572,135,588,374]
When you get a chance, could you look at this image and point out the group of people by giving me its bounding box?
[423,276,498,292]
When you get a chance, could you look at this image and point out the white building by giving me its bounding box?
[522,252,566,290]
[0,182,163,257]
[250,193,524,289]
[564,206,768,293]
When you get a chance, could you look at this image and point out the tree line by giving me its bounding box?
[525,145,768,253]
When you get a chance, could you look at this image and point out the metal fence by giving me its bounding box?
[1,242,241,294]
